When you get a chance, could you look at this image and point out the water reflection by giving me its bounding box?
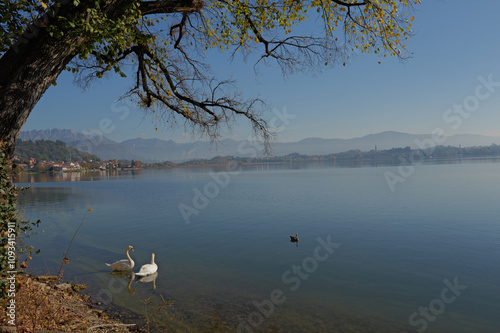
[12,157,500,185]
[136,271,158,290]
[13,169,143,183]
[16,186,94,214]
[109,270,136,295]
[18,187,71,205]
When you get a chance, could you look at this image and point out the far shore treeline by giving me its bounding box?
[14,139,500,172]
[15,139,100,163]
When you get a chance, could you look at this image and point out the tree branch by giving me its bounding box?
[139,0,203,15]
[331,0,368,7]
[127,43,272,153]
[170,12,188,50]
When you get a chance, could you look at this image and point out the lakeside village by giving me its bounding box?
[12,140,500,176]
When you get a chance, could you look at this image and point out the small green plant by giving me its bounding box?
[0,143,40,302]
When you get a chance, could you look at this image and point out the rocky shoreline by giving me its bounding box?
[0,274,138,333]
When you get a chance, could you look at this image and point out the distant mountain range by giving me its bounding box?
[18,129,500,162]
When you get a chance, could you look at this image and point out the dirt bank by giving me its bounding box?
[0,274,138,333]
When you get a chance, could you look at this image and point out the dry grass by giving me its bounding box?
[0,274,135,333]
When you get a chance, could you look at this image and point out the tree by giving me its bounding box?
[0,0,419,157]
[1,144,41,301]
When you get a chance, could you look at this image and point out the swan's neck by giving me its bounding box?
[150,255,155,265]
[126,249,133,263]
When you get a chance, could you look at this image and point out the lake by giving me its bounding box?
[15,160,500,332]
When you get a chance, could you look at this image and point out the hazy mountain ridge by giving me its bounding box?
[20,129,88,142]
[19,129,500,162]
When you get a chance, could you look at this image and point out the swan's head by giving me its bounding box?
[127,245,134,252]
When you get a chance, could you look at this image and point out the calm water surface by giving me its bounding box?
[16,161,500,332]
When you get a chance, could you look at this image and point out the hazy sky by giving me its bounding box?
[23,1,500,143]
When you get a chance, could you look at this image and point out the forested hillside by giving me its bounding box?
[15,139,100,162]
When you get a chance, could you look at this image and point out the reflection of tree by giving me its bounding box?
[12,169,146,188]
[13,171,85,183]
[17,187,90,214]
[18,187,70,207]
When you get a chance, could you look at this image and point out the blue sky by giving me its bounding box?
[23,0,500,143]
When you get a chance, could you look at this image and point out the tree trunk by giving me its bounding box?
[0,0,95,157]
[0,29,77,157]
[0,0,200,158]
[0,0,133,158]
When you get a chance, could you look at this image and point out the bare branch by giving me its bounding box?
[125,42,273,153]
[139,0,203,15]
[170,12,188,50]
[330,0,368,7]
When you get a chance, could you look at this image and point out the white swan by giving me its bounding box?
[105,245,135,271]
[135,253,158,276]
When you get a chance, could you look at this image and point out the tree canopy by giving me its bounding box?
[0,0,419,155]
